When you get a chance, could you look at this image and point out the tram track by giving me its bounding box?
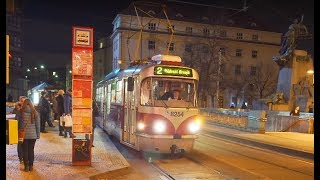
[150,162,176,180]
[193,133,314,178]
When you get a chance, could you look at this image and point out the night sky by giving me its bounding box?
[23,0,314,68]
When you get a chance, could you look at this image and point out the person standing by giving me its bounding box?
[56,90,65,136]
[17,98,40,172]
[63,89,75,138]
[308,102,314,113]
[290,106,300,116]
[39,91,51,133]
[51,92,59,121]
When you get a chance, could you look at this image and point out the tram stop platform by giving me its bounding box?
[6,125,130,180]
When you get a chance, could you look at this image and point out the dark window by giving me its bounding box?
[148,41,155,50]
[220,30,227,37]
[186,27,192,34]
[250,66,257,76]
[167,43,174,51]
[203,28,210,36]
[252,50,258,58]
[235,65,241,75]
[148,23,156,30]
[185,44,192,52]
[252,34,258,41]
[236,33,243,40]
[236,49,242,57]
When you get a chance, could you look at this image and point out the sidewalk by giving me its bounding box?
[6,125,130,180]
[203,122,314,159]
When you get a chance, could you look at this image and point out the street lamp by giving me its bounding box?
[40,65,45,69]
[34,67,38,70]
[27,68,30,72]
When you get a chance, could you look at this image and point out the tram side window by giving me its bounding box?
[116,80,122,103]
[141,79,152,106]
[106,84,111,114]
[111,82,116,103]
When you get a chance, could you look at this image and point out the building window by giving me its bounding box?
[148,23,156,31]
[186,27,192,34]
[219,47,226,56]
[252,34,258,41]
[252,50,258,58]
[167,43,174,51]
[250,66,257,76]
[236,49,242,57]
[220,30,227,37]
[235,65,241,75]
[185,44,192,52]
[167,25,174,32]
[148,41,155,50]
[203,28,210,36]
[236,33,243,40]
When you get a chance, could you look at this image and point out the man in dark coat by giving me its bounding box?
[56,90,65,136]
[39,91,53,133]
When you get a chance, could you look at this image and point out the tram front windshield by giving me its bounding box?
[141,78,197,108]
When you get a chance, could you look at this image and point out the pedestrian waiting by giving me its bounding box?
[17,98,40,172]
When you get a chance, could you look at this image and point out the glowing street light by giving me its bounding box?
[27,68,30,72]
[40,65,45,69]
[34,67,38,70]
[307,70,314,74]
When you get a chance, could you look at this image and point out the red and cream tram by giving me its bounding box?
[95,54,201,153]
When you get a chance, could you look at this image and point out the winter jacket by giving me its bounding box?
[56,95,64,115]
[39,96,50,114]
[17,107,40,140]
[63,93,72,114]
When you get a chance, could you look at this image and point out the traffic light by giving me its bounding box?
[6,35,10,84]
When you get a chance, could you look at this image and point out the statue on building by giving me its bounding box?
[263,92,286,105]
[273,15,309,67]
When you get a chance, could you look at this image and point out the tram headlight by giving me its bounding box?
[137,122,145,131]
[153,121,166,134]
[188,119,201,133]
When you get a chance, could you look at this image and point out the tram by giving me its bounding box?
[95,54,201,153]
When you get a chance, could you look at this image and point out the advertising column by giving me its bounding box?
[71,26,93,166]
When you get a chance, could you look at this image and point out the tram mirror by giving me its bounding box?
[127,77,134,91]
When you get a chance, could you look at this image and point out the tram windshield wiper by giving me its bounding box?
[160,99,169,109]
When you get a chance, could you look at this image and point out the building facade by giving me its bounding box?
[6,0,27,101]
[99,2,282,108]
[93,37,114,96]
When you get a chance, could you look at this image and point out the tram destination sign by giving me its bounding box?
[154,66,193,77]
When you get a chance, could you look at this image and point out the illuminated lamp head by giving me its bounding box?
[153,120,166,134]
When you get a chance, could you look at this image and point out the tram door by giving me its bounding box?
[123,78,136,145]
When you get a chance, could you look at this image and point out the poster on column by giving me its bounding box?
[72,108,92,134]
[72,48,93,78]
[72,79,92,108]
